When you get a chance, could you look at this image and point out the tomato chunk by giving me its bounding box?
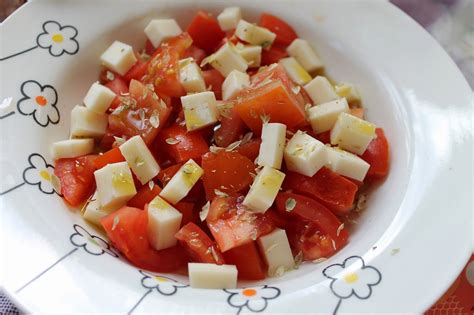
[287,221,337,261]
[127,183,162,209]
[187,11,225,53]
[183,45,207,65]
[202,69,225,100]
[201,151,255,200]
[158,124,209,163]
[234,138,261,161]
[54,155,97,206]
[94,147,125,170]
[207,196,275,252]
[174,202,196,226]
[361,128,389,181]
[105,76,128,110]
[101,206,188,272]
[283,168,358,214]
[143,33,192,97]
[260,13,297,47]
[107,79,171,145]
[214,108,247,147]
[175,222,225,264]
[123,57,148,84]
[157,164,182,187]
[275,192,348,249]
[234,80,306,133]
[261,45,288,66]
[223,241,266,280]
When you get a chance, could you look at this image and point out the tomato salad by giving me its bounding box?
[52,8,389,289]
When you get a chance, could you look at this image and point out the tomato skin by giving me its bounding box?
[207,196,275,252]
[201,151,255,200]
[182,45,207,65]
[187,11,225,53]
[202,69,225,100]
[143,33,192,98]
[107,79,172,145]
[94,147,125,169]
[275,192,348,249]
[283,168,358,215]
[174,202,196,226]
[127,183,162,209]
[105,77,129,110]
[234,138,261,161]
[158,124,209,163]
[157,164,182,187]
[175,222,225,264]
[261,45,288,66]
[260,13,298,47]
[123,58,148,84]
[223,241,267,280]
[361,128,389,181]
[214,108,247,147]
[286,221,337,261]
[54,155,97,206]
[101,206,189,272]
[144,39,156,56]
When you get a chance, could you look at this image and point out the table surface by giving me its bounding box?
[0,0,473,314]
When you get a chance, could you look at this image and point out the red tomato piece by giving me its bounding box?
[314,130,331,144]
[158,124,209,163]
[157,164,182,187]
[201,151,255,200]
[214,108,247,147]
[123,58,148,84]
[101,206,189,272]
[174,202,196,226]
[187,11,225,53]
[361,128,390,181]
[144,39,156,56]
[283,168,358,215]
[207,196,275,252]
[143,33,192,97]
[261,45,288,66]
[107,79,172,145]
[234,138,261,161]
[275,192,348,249]
[127,183,162,209]
[234,80,306,134]
[54,155,97,206]
[94,147,125,170]
[287,221,337,261]
[223,241,267,280]
[105,76,129,110]
[182,45,207,65]
[260,13,298,47]
[175,222,225,264]
[202,69,225,100]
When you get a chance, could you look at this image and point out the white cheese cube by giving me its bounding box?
[335,83,361,103]
[330,112,376,155]
[82,191,119,226]
[257,228,295,277]
[181,91,219,131]
[284,131,327,177]
[235,20,276,47]
[217,7,242,31]
[326,147,370,181]
[287,39,323,73]
[279,57,312,86]
[222,70,250,100]
[70,105,108,138]
[94,162,137,209]
[308,98,350,134]
[258,123,286,169]
[145,19,182,48]
[236,44,262,67]
[243,166,285,213]
[83,82,116,114]
[304,76,339,105]
[51,138,94,160]
[100,41,137,76]
[119,135,160,185]
[147,196,182,250]
[208,43,248,77]
[179,58,206,93]
[188,263,238,289]
[159,159,203,204]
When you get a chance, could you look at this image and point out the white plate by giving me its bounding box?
[0,0,472,313]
